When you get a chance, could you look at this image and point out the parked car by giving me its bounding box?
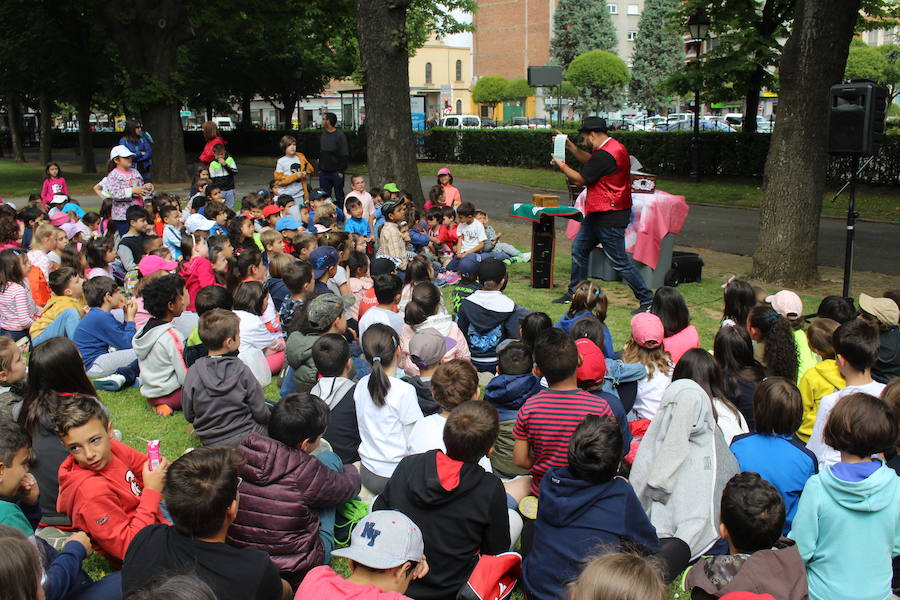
[657,119,736,132]
[213,116,234,131]
[506,117,550,129]
[481,118,498,128]
[440,115,482,128]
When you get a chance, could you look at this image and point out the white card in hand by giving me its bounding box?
[553,134,567,162]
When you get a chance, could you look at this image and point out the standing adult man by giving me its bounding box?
[551,117,653,310]
[319,112,349,208]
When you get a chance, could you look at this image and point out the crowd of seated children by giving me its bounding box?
[2,157,900,600]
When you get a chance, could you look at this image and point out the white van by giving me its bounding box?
[440,115,481,128]
[213,116,234,131]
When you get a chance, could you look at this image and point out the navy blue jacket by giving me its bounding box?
[523,469,659,600]
[484,373,544,422]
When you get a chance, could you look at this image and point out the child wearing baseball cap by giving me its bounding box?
[297,510,428,600]
[766,289,818,381]
[623,312,673,421]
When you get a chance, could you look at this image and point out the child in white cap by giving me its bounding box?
[296,510,428,600]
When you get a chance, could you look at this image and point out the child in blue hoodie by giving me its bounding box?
[522,415,689,599]
[484,342,543,477]
[554,280,612,356]
[789,392,900,600]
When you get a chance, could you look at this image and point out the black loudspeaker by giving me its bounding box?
[527,65,563,88]
[828,80,888,155]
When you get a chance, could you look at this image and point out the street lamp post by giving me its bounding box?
[687,9,710,183]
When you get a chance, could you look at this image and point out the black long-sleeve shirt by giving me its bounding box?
[318,129,349,172]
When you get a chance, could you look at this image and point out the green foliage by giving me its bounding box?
[630,0,684,112]
[845,40,891,82]
[507,78,536,99]
[665,0,794,105]
[405,0,477,52]
[876,44,900,102]
[550,0,617,69]
[421,128,900,185]
[472,76,511,106]
[566,50,630,113]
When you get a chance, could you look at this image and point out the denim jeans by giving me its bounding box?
[32,308,81,347]
[315,450,344,563]
[221,188,236,210]
[319,171,345,206]
[568,212,653,305]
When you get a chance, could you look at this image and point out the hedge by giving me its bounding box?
[421,127,900,185]
[47,129,367,164]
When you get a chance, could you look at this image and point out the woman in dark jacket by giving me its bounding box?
[119,119,153,181]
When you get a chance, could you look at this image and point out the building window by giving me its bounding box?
[627,4,640,14]
[627,30,637,41]
[607,3,618,13]
[425,62,432,84]
[455,60,462,81]
[456,99,462,114]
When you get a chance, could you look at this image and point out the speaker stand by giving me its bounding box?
[831,155,873,297]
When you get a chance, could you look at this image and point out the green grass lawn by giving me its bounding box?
[0,159,101,198]
[87,241,822,597]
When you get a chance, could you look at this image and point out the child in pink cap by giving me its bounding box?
[766,289,818,381]
[436,168,461,208]
[623,312,673,421]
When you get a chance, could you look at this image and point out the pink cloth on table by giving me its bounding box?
[628,191,689,269]
[566,190,689,269]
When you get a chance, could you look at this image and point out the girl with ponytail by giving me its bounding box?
[226,248,281,334]
[178,233,216,312]
[747,305,799,382]
[398,281,469,377]
[354,322,423,494]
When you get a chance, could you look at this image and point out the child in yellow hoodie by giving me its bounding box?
[29,266,85,347]
[796,318,845,442]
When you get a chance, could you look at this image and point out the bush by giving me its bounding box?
[50,129,367,165]
[422,128,900,185]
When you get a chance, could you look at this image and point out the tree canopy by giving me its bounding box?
[629,0,684,113]
[472,76,511,106]
[550,0,617,69]
[566,50,631,114]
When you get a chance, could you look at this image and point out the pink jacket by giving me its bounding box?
[398,313,470,377]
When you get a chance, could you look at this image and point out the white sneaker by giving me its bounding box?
[94,374,126,391]
[521,252,532,263]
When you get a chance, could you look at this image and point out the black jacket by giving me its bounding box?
[407,376,441,417]
[374,450,510,600]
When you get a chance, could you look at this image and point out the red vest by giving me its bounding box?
[584,136,632,214]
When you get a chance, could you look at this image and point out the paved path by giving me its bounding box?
[10,154,898,275]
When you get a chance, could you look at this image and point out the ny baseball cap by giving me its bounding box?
[409,328,457,368]
[859,293,899,327]
[309,246,339,279]
[332,510,424,569]
[765,290,803,318]
[185,214,215,234]
[478,258,507,285]
[109,145,136,160]
[383,183,400,193]
[49,194,69,205]
[631,312,664,348]
[575,338,606,383]
[262,204,281,218]
[307,294,355,329]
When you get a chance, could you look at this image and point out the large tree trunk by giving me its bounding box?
[751,0,860,286]
[104,0,190,183]
[7,95,26,162]
[144,103,187,181]
[240,93,253,130]
[356,0,424,205]
[77,93,97,173]
[280,91,298,130]
[742,66,764,133]
[39,89,53,164]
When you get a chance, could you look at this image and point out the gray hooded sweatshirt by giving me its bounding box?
[630,379,739,559]
[182,354,270,447]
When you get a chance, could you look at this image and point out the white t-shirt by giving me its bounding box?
[359,306,404,339]
[713,397,749,445]
[275,155,303,201]
[456,220,487,253]
[628,365,673,421]
[807,381,887,469]
[356,374,423,477]
[406,413,493,472]
[327,265,348,296]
